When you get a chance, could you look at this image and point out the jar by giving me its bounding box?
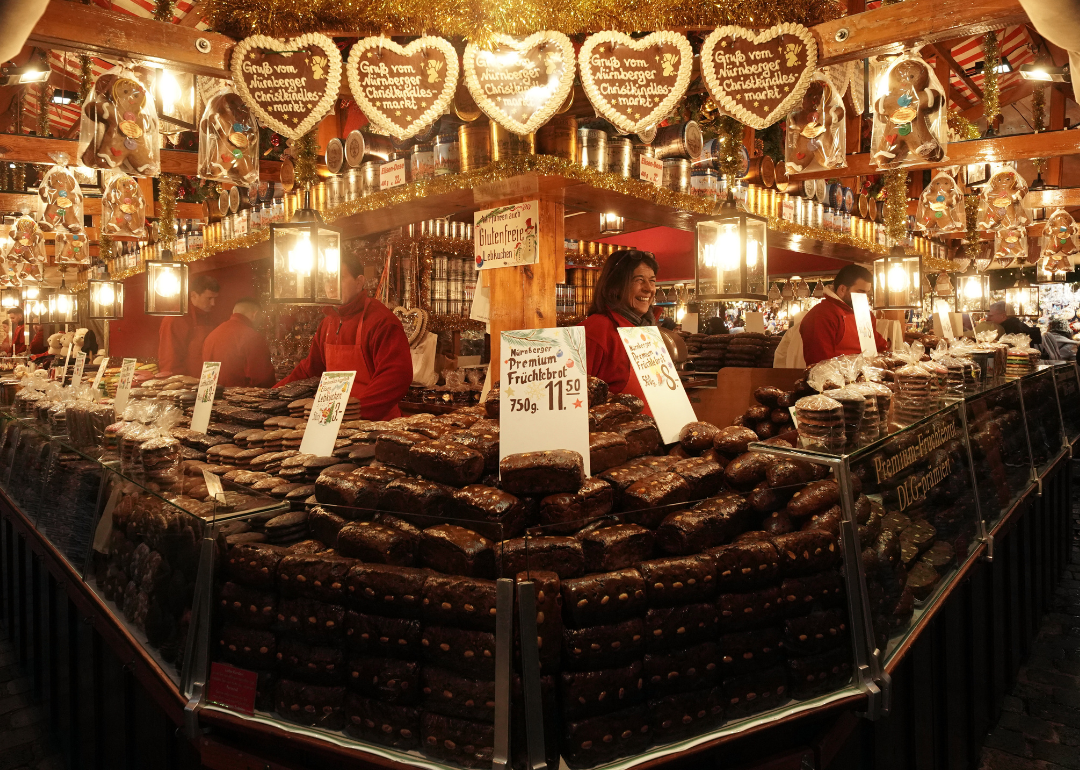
[577,129,608,171]
[459,123,492,172]
[434,133,460,176]
[409,143,435,181]
[606,137,633,178]
[536,115,578,160]
[662,158,690,193]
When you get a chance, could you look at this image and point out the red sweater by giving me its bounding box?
[201,313,276,388]
[277,293,413,421]
[584,311,651,415]
[799,295,888,365]
[159,308,215,377]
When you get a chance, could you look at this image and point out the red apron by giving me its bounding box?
[323,302,402,421]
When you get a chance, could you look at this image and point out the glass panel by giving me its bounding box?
[1019,368,1066,475]
[1054,362,1080,444]
[33,439,105,573]
[273,226,316,302]
[317,229,341,302]
[965,380,1033,530]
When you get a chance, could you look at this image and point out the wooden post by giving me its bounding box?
[1046,87,1066,187]
[487,198,564,383]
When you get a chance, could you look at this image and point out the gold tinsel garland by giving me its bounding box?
[292,130,320,191]
[963,194,980,261]
[714,115,747,188]
[982,31,1001,128]
[947,108,980,141]
[203,0,840,44]
[12,163,25,192]
[1032,84,1046,174]
[882,169,908,245]
[36,79,52,138]
[157,174,181,248]
[154,0,175,22]
[78,56,93,104]
[99,233,113,264]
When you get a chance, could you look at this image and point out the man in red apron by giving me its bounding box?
[158,274,220,376]
[277,251,413,421]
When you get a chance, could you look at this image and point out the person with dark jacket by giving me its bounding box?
[583,249,658,414]
[201,298,277,387]
[277,251,413,420]
[799,264,889,365]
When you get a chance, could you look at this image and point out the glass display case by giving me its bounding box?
[1052,362,1080,445]
[1019,366,1067,476]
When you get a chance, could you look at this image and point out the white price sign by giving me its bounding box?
[299,371,357,457]
[474,200,539,270]
[850,293,879,358]
[934,299,955,340]
[639,155,663,187]
[114,358,138,413]
[91,357,109,393]
[617,326,698,444]
[72,352,87,385]
[499,327,591,476]
[191,361,221,434]
[380,158,406,189]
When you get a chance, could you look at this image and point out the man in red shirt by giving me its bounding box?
[277,250,412,420]
[201,298,276,387]
[799,264,889,365]
[158,274,219,376]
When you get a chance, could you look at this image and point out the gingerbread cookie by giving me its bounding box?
[994,227,1028,266]
[977,169,1030,231]
[915,172,965,235]
[198,90,260,187]
[1041,208,1079,260]
[872,54,946,169]
[38,162,84,232]
[79,68,160,176]
[784,71,846,174]
[55,230,91,265]
[6,216,46,265]
[101,173,148,239]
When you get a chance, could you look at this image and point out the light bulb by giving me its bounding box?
[57,294,70,314]
[97,283,115,306]
[159,70,180,115]
[888,264,909,292]
[320,246,340,275]
[154,267,181,298]
[963,277,981,300]
[24,287,38,300]
[288,232,313,275]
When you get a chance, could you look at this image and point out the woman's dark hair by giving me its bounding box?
[586,249,659,317]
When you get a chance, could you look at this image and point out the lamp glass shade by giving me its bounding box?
[22,288,52,324]
[955,272,990,312]
[49,288,77,325]
[0,288,19,310]
[873,251,922,309]
[88,278,124,319]
[1004,284,1039,316]
[599,212,624,235]
[145,261,189,316]
[270,221,342,304]
[694,214,767,302]
[1036,257,1069,284]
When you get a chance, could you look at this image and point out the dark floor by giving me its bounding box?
[0,632,61,770]
[978,477,1080,770]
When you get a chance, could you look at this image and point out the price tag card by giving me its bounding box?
[206,662,258,716]
[745,312,766,334]
[617,327,698,444]
[202,469,225,505]
[934,299,955,340]
[91,484,123,553]
[639,155,663,187]
[499,327,591,476]
[380,158,406,189]
[850,293,879,358]
[91,357,109,393]
[191,362,221,434]
[72,352,86,386]
[474,201,539,270]
[299,371,357,457]
[114,358,138,413]
[681,312,699,334]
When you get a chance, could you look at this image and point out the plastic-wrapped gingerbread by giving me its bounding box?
[994,227,1028,266]
[79,65,160,176]
[198,91,260,187]
[101,173,148,239]
[915,172,965,235]
[6,216,47,265]
[976,169,1030,231]
[38,157,84,232]
[1041,208,1080,259]
[872,53,947,169]
[784,72,846,174]
[56,231,91,265]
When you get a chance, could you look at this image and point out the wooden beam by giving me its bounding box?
[0,133,281,181]
[26,1,233,78]
[1046,87,1066,186]
[785,129,1080,181]
[1025,188,1080,209]
[959,80,1033,119]
[813,0,1027,67]
[931,43,983,101]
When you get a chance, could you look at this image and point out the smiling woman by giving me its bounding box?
[583,248,660,412]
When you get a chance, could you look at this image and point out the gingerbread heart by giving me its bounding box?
[347,36,459,141]
[231,33,342,140]
[578,31,693,135]
[463,32,575,135]
[700,23,817,130]
[393,306,429,346]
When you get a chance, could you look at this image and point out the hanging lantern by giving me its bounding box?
[695,195,768,302]
[795,278,810,300]
[21,286,52,324]
[270,189,342,305]
[873,245,922,309]
[767,282,782,305]
[955,267,990,312]
[88,272,124,319]
[0,287,19,310]
[1036,255,1070,284]
[599,212,624,236]
[812,281,825,299]
[144,250,189,316]
[49,278,77,325]
[1005,274,1039,316]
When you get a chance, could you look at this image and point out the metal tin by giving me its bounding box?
[359,160,380,196]
[842,187,855,214]
[409,143,435,181]
[632,143,655,177]
[229,185,242,212]
[217,189,231,217]
[459,123,492,171]
[662,158,690,193]
[744,155,775,187]
[279,158,295,192]
[325,137,344,175]
[577,129,608,171]
[653,121,703,160]
[867,196,879,221]
[326,176,345,208]
[536,115,578,160]
[690,168,718,197]
[826,182,844,211]
[606,137,633,178]
[858,193,869,218]
[434,133,460,176]
[364,133,394,162]
[814,179,829,205]
[345,131,366,167]
[636,124,658,144]
[345,168,363,201]
[774,161,791,194]
[801,178,818,199]
[453,82,482,122]
[490,122,535,160]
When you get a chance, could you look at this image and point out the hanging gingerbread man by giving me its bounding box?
[873,56,946,168]
[784,73,846,174]
[198,91,260,186]
[915,173,965,235]
[102,174,147,238]
[38,165,83,232]
[56,231,90,265]
[994,227,1027,265]
[6,216,46,264]
[81,72,158,175]
[1042,208,1080,259]
[977,169,1030,231]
